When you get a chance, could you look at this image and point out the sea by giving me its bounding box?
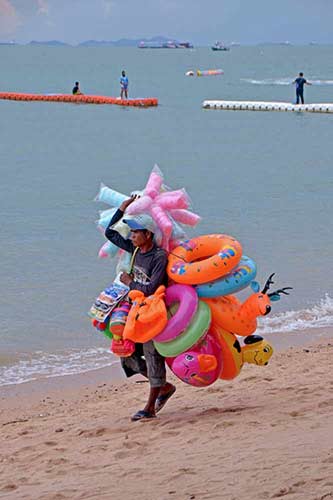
[1,44,332,387]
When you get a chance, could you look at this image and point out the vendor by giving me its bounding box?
[105,195,176,421]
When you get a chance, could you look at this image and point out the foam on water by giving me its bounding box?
[1,295,332,387]
[258,294,333,334]
[0,347,118,387]
[242,78,333,86]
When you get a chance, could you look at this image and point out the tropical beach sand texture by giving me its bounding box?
[0,337,332,500]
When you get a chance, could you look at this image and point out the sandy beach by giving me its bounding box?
[1,335,332,500]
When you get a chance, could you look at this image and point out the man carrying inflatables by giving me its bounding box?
[105,195,176,421]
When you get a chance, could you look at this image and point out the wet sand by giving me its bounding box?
[0,335,332,500]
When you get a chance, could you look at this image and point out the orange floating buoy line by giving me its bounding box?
[0,92,158,107]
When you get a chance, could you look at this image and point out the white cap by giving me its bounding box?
[123,214,156,233]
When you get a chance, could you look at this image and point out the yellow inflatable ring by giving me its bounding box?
[167,234,242,285]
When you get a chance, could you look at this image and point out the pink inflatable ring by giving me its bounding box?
[154,284,198,343]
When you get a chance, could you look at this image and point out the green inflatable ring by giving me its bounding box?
[154,301,211,357]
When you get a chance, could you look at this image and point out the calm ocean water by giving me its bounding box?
[1,45,332,386]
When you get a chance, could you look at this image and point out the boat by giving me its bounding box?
[138,40,193,49]
[211,41,230,51]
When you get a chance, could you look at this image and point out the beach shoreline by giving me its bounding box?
[1,326,332,408]
[1,332,333,499]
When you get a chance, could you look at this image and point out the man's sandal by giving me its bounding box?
[131,410,156,422]
[155,386,176,413]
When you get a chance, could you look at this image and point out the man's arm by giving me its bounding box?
[105,209,134,253]
[104,196,138,253]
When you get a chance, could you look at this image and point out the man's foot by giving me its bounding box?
[131,410,156,422]
[155,385,176,413]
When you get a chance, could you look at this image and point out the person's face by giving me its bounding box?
[130,229,151,247]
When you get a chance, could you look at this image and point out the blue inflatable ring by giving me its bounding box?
[195,256,257,298]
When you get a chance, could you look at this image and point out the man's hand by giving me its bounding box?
[119,195,138,213]
[120,272,133,286]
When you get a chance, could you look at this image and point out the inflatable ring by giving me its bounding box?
[91,318,113,340]
[154,301,211,357]
[154,284,198,343]
[109,301,131,339]
[195,255,257,298]
[167,234,242,285]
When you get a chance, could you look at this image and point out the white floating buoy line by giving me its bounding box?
[202,100,333,114]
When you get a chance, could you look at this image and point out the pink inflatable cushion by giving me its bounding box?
[155,190,190,210]
[145,171,163,199]
[166,329,223,387]
[126,195,153,215]
[170,209,201,226]
[154,284,198,342]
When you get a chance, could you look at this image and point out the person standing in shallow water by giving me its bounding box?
[105,195,176,421]
[292,72,311,104]
[120,70,129,99]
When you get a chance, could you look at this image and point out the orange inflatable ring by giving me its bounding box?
[167,234,242,285]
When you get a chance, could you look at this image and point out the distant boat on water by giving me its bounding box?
[138,40,193,49]
[211,41,230,51]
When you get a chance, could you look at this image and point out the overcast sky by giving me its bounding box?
[0,0,332,45]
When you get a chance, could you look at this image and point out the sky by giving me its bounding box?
[0,0,332,45]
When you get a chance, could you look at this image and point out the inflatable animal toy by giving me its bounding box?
[123,286,168,343]
[215,328,274,380]
[166,329,222,387]
[203,273,292,336]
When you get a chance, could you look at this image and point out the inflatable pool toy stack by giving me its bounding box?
[90,166,292,389]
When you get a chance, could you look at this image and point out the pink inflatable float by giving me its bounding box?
[166,330,223,387]
[154,284,198,343]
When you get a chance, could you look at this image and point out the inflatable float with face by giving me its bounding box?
[167,330,222,387]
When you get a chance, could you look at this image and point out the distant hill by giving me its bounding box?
[78,36,174,47]
[28,40,70,46]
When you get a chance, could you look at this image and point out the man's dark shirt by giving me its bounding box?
[295,77,307,92]
[105,209,168,296]
[72,85,79,95]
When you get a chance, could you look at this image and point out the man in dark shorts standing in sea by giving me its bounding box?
[105,196,176,421]
[293,72,311,104]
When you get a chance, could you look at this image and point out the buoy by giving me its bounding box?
[0,92,158,107]
[202,100,333,114]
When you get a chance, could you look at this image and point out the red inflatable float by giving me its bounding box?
[0,92,158,107]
